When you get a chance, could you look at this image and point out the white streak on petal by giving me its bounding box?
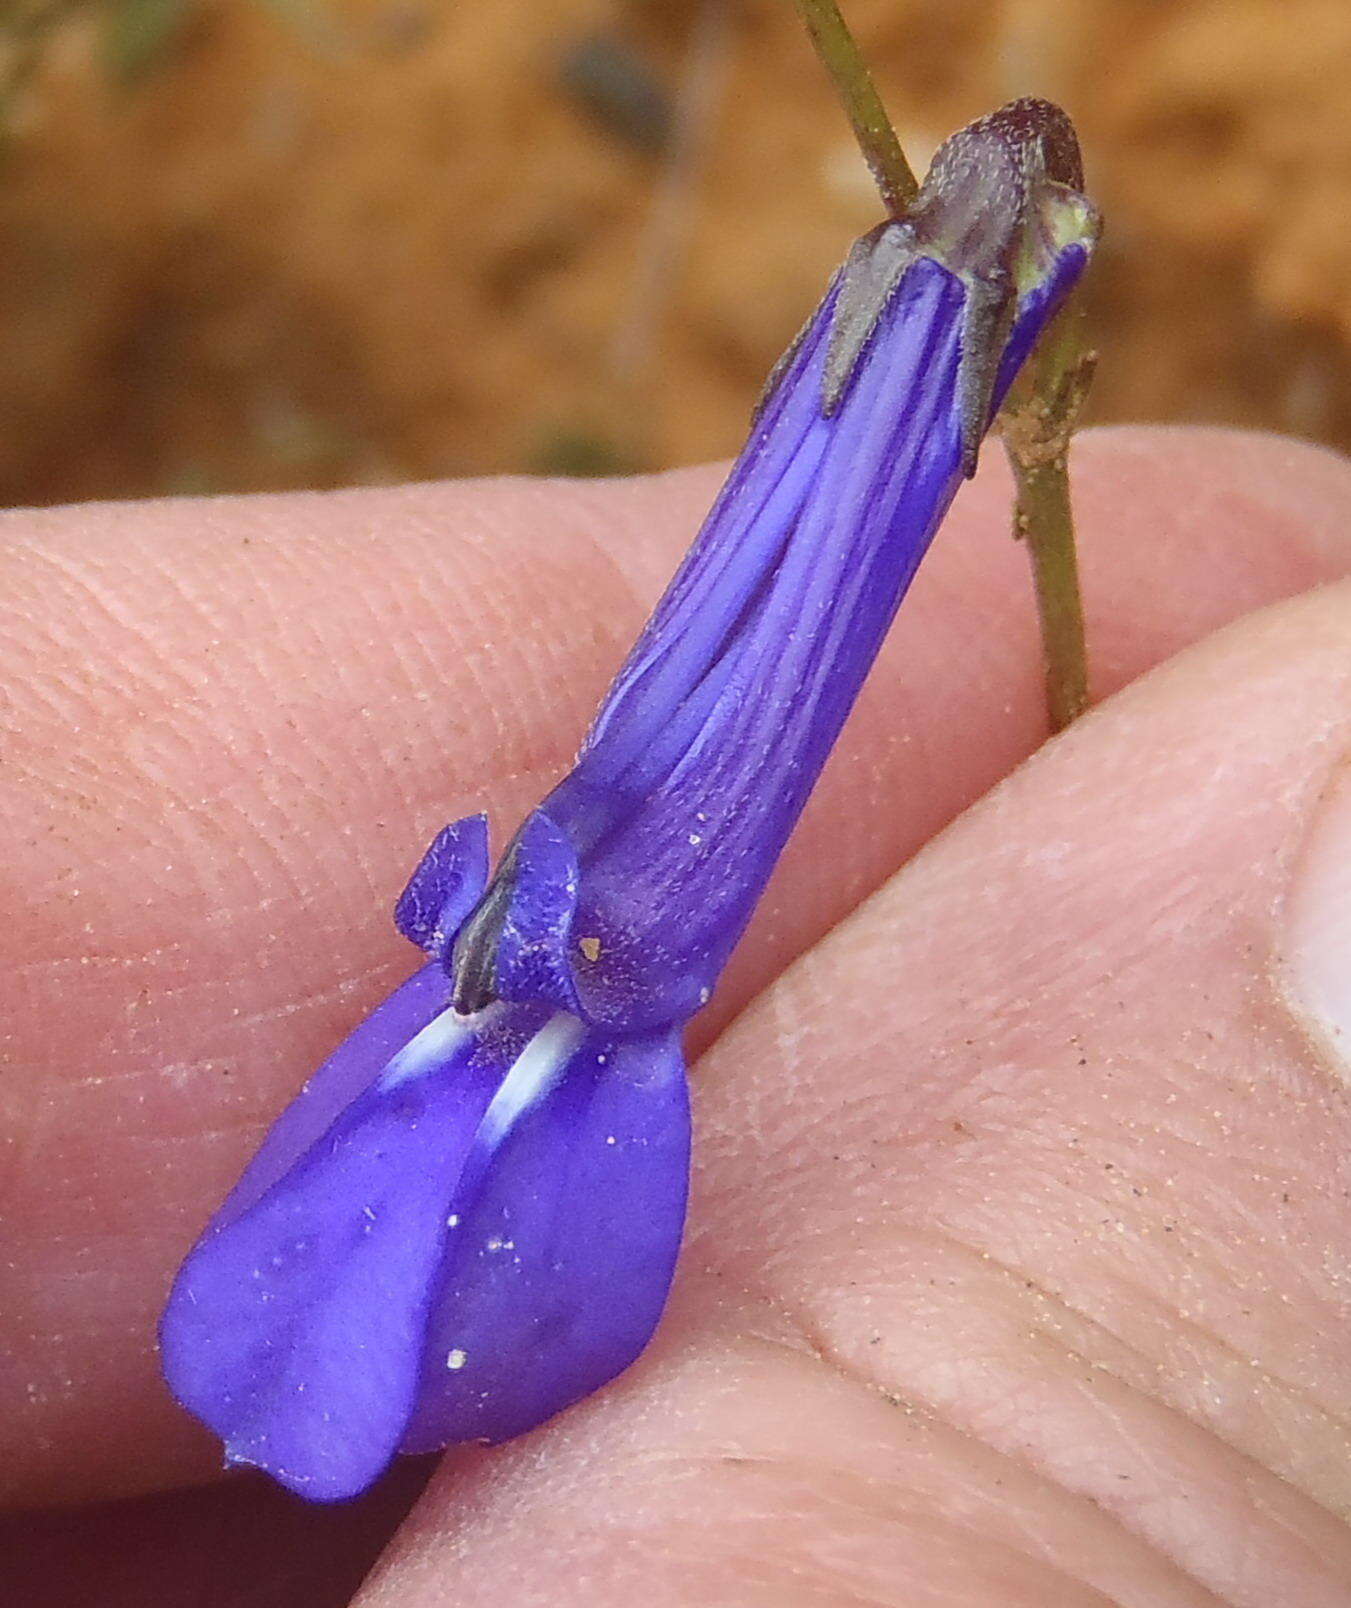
[474,1013,585,1155]
[376,1002,510,1091]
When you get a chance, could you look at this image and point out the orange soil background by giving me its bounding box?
[1,0,1348,507]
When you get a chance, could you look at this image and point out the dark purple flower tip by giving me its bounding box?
[824,96,1101,477]
[160,969,689,1501]
[394,813,490,959]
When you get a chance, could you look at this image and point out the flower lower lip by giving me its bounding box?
[160,971,691,1500]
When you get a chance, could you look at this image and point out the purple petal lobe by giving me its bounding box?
[159,997,523,1500]
[394,813,490,958]
[491,811,584,1012]
[400,1023,689,1450]
[217,964,454,1225]
[160,997,687,1496]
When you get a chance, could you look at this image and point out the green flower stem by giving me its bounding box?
[999,292,1096,731]
[791,1,1095,730]
[791,0,918,215]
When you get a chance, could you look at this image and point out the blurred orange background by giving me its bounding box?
[1,0,1348,508]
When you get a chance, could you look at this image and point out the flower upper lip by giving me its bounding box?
[438,105,1098,1034]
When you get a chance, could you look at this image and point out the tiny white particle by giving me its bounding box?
[446,1348,468,1371]
[688,833,702,846]
[446,1213,460,1228]
[605,1135,617,1145]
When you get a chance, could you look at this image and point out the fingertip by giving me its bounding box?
[1066,427,1351,697]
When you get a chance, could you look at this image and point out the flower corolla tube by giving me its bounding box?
[160,98,1100,1500]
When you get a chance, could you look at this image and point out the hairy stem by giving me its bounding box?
[1000,294,1096,731]
[791,0,918,214]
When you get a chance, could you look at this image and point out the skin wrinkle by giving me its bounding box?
[761,1324,1157,1597]
[1032,1201,1344,1456]
[716,1496,1125,1608]
[1106,1305,1351,1517]
[14,544,205,709]
[788,1212,1351,1569]
[1029,1315,1351,1531]
[661,1266,1222,1605]
[416,1314,1227,1608]
[984,1322,1347,1602]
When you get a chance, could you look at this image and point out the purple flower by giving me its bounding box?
[160,98,1098,1501]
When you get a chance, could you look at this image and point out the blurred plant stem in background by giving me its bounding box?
[1,0,85,120]
[2,0,315,118]
[794,0,1094,730]
[1,0,192,103]
[791,0,916,215]
[540,0,733,476]
[101,0,193,83]
[602,0,731,462]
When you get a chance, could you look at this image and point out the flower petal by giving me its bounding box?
[217,964,454,1224]
[399,1023,689,1450]
[485,811,584,1013]
[160,995,552,1499]
[530,220,1090,1035]
[394,813,491,958]
[539,257,969,1030]
[160,100,1099,1505]
[448,808,584,1017]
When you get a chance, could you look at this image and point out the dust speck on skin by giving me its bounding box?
[579,936,601,962]
[446,1348,467,1371]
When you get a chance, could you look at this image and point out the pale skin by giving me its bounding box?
[5,428,1351,1606]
